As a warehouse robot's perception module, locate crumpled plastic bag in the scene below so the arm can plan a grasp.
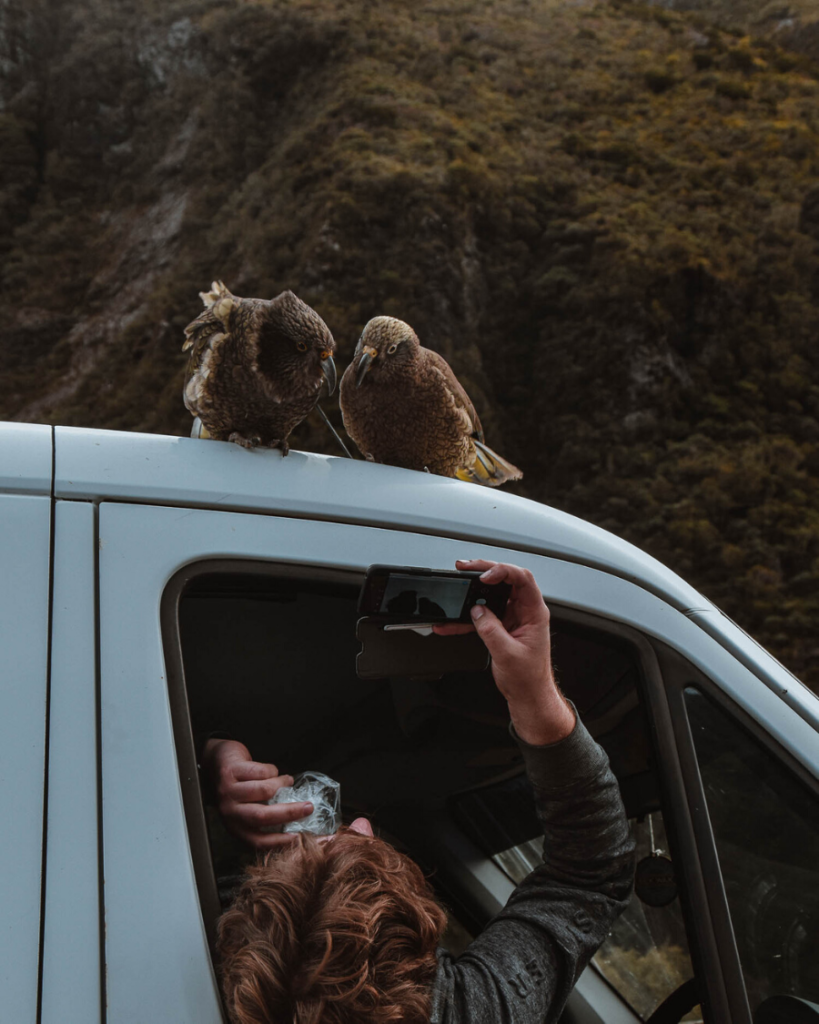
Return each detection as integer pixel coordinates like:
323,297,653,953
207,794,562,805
268,770,341,835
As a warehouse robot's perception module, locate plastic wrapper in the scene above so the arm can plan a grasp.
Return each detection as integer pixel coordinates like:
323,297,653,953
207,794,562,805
267,770,341,835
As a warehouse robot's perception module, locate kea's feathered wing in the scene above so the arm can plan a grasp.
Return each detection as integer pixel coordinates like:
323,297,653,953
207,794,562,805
182,281,336,453
340,316,522,487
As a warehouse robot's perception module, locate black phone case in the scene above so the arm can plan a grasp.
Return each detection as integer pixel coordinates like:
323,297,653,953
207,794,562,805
358,564,510,623
355,618,490,681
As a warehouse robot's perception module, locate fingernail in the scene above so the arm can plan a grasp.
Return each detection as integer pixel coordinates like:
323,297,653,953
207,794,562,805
471,605,485,620
480,569,494,580
303,802,313,813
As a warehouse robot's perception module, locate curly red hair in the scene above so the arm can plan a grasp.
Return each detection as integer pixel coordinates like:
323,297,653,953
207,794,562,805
217,828,448,1024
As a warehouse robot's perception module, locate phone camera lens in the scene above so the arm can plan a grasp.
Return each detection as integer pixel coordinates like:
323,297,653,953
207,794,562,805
475,598,487,606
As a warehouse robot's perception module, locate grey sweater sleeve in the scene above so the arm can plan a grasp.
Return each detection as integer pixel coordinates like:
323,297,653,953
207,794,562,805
429,708,635,1024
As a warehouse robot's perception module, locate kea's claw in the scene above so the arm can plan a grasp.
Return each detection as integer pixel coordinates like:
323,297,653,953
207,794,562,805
229,432,261,449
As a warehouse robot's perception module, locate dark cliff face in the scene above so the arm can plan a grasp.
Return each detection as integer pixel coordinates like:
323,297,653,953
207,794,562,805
2,0,819,688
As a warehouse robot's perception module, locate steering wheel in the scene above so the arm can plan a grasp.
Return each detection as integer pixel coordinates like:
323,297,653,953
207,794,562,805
645,978,700,1024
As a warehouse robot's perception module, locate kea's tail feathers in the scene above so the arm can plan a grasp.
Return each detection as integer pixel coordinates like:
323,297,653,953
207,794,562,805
456,440,523,487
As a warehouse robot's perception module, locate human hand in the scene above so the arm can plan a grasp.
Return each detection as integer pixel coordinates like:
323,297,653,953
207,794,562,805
201,739,314,850
434,560,575,745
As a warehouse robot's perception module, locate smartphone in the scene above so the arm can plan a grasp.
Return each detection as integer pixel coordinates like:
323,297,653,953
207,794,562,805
358,565,511,624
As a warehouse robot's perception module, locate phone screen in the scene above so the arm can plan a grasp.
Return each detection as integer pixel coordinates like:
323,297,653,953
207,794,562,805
379,573,471,620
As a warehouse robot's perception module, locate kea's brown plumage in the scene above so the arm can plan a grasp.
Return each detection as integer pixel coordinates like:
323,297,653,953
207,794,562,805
340,317,522,486
182,281,337,453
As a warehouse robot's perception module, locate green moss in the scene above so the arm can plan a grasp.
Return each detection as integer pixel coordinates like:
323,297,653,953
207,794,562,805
716,77,753,99
644,68,678,93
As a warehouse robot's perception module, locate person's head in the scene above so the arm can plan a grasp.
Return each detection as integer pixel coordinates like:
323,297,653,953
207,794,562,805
217,825,448,1024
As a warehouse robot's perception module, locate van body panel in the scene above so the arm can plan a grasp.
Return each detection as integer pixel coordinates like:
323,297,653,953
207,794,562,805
0,422,52,495
0,420,808,1021
0,493,52,1022
55,427,818,735
41,500,102,1024
95,500,816,1021
98,503,223,1024
56,426,710,612
688,609,819,732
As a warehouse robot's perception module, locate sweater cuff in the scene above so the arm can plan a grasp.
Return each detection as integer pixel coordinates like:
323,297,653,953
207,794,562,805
509,701,609,793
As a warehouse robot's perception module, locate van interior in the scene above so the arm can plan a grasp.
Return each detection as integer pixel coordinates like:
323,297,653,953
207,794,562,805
164,563,698,1021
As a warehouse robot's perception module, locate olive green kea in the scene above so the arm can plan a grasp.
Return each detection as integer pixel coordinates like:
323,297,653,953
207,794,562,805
340,316,522,486
183,281,337,453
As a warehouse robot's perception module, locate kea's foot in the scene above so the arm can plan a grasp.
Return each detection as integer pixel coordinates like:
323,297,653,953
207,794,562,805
267,439,290,456
364,452,375,462
229,432,261,449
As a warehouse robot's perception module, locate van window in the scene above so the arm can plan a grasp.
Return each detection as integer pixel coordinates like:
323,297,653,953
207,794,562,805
167,566,696,1021
592,812,701,1022
493,813,701,1022
685,688,819,1015
173,566,528,930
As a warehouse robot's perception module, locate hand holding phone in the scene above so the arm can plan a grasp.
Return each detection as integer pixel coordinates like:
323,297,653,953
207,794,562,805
358,564,511,624
355,563,510,679
435,559,575,745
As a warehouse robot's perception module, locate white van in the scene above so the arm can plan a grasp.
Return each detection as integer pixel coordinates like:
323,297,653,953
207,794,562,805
2,421,818,1024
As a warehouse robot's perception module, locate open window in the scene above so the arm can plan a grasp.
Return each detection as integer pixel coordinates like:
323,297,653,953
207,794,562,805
162,561,702,1021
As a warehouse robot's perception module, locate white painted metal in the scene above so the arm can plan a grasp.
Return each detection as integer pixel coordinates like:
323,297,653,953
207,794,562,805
0,422,52,494
689,608,819,730
0,494,51,1023
41,501,101,1024
56,427,819,716
56,426,710,612
97,501,818,1023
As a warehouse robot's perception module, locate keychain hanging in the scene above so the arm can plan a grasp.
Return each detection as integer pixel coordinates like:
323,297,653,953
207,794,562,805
634,813,678,908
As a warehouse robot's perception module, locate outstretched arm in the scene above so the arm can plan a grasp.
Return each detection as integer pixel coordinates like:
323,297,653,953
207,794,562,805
436,558,576,745
432,560,634,1024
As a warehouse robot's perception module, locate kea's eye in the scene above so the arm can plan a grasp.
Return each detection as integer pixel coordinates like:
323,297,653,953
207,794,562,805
296,341,307,352
387,344,398,355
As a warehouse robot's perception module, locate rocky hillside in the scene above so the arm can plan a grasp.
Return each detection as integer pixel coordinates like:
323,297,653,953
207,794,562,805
3,0,819,688
650,0,819,60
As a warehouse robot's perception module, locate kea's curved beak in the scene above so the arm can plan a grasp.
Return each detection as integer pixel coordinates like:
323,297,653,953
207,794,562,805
356,346,378,388
320,352,337,396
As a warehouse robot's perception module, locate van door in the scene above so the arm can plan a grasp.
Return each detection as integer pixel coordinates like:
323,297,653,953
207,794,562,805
655,644,819,1023
0,423,53,1024
96,500,818,1024
40,500,101,1024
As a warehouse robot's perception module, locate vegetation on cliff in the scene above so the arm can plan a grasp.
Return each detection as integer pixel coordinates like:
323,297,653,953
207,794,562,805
2,0,819,687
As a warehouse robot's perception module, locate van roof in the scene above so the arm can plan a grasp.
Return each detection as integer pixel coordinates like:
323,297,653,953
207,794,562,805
52,424,711,613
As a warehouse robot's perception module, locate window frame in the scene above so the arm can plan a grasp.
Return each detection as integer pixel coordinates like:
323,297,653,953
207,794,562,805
149,526,801,1024
673,667,819,1017
160,557,364,957
162,559,748,1024
107,499,711,1023
555,609,744,1024
655,639,819,1024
